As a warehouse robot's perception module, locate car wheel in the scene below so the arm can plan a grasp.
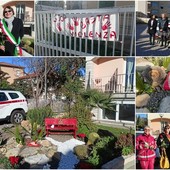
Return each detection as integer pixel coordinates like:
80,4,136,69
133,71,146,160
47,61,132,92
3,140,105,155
10,110,25,124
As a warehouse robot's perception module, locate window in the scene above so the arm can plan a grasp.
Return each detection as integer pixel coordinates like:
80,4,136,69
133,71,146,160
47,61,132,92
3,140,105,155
99,1,115,8
9,93,19,99
16,4,25,21
151,2,159,8
103,105,116,120
0,92,8,102
16,70,21,77
119,104,135,121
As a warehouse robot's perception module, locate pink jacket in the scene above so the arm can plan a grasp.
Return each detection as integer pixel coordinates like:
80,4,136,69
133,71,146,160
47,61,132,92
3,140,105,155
136,133,157,161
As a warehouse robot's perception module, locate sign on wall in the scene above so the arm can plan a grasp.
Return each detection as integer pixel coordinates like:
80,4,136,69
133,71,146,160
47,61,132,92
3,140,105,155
52,13,119,41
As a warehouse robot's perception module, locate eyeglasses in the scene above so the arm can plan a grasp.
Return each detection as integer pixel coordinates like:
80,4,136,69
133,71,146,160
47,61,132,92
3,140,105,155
4,10,12,14
165,128,170,129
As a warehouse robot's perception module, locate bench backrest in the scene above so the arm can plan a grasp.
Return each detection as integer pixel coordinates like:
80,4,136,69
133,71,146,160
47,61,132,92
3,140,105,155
45,118,77,126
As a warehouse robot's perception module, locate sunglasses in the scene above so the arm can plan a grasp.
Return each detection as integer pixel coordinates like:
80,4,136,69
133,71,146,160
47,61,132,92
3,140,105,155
4,10,12,14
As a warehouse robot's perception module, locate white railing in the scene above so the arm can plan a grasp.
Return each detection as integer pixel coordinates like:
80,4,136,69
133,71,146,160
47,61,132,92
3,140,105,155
91,74,135,93
35,7,135,56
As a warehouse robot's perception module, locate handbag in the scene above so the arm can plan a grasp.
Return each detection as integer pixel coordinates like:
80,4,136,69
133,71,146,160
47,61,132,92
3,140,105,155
160,148,169,169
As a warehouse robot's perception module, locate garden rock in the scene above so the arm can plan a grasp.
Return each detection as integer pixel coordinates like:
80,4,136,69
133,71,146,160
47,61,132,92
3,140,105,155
136,94,150,107
87,132,100,145
5,147,21,158
158,96,170,113
74,145,89,159
21,120,31,132
6,137,18,149
46,149,56,158
39,139,52,147
19,147,39,157
24,154,50,165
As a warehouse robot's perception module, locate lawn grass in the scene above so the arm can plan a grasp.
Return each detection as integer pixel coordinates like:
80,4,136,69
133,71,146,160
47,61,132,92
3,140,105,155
96,124,134,137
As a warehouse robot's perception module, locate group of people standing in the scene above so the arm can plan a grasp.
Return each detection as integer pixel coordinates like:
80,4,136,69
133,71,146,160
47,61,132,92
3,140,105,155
148,13,169,48
0,6,23,56
136,125,170,169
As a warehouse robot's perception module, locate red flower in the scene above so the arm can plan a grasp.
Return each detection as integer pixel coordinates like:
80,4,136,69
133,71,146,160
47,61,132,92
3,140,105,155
77,133,86,138
9,156,20,166
37,129,42,134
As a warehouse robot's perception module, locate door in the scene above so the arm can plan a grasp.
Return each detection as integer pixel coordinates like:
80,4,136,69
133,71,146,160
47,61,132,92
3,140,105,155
16,4,25,21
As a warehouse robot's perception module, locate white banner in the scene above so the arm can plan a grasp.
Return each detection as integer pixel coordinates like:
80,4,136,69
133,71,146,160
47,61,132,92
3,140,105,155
52,13,119,41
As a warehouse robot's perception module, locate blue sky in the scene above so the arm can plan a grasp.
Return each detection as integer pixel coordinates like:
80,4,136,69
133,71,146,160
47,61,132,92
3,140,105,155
136,114,147,118
0,57,28,72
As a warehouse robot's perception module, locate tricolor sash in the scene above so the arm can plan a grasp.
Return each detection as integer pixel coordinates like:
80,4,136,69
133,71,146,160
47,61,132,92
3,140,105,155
0,18,22,56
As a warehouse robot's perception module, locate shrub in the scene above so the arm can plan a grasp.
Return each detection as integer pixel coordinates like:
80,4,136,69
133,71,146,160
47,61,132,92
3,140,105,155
26,106,54,126
65,95,97,136
115,133,135,156
87,136,117,167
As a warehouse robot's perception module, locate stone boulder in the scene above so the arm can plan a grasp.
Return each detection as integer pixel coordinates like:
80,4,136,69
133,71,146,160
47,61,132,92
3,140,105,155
158,96,170,113
74,145,89,159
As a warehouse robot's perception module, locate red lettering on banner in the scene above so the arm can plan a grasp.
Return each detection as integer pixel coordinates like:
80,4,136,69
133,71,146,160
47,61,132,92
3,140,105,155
103,32,108,39
103,14,110,21
96,15,102,21
84,32,88,37
110,31,116,39
80,21,86,29
96,32,101,38
89,31,94,37
78,32,83,37
91,17,96,24
85,18,90,24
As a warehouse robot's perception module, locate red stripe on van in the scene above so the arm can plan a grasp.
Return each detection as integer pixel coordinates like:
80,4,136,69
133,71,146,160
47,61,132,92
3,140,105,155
0,100,26,105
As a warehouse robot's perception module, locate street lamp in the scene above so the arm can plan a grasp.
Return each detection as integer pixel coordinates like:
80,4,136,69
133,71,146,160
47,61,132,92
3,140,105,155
159,113,164,132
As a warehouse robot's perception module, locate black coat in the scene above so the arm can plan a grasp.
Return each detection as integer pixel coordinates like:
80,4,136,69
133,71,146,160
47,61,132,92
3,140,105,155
157,133,170,161
4,17,24,56
159,19,169,32
148,19,157,34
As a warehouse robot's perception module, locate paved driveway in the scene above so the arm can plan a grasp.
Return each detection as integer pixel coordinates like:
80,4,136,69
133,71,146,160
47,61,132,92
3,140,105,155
136,24,170,56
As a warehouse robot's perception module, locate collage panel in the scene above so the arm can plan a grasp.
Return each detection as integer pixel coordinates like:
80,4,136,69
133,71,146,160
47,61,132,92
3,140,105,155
0,56,135,169
136,113,170,169
35,0,135,57
0,0,34,57
136,57,170,113
136,1,170,56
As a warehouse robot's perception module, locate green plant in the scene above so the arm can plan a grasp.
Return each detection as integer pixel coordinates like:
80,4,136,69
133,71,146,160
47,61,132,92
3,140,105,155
26,106,54,126
0,157,13,169
115,133,135,156
87,136,116,167
3,125,25,145
21,119,45,141
122,146,134,156
136,71,153,95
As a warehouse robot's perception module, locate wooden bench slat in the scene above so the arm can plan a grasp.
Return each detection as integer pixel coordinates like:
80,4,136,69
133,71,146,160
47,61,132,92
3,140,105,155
45,118,78,138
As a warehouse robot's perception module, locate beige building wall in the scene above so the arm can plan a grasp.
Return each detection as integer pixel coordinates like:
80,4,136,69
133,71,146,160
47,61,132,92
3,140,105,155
148,114,170,135
0,66,24,84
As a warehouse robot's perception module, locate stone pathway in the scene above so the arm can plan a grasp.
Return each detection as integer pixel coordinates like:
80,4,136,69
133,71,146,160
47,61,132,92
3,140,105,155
136,24,170,56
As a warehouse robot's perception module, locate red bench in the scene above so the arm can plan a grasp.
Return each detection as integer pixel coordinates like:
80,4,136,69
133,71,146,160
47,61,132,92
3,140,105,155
45,118,78,138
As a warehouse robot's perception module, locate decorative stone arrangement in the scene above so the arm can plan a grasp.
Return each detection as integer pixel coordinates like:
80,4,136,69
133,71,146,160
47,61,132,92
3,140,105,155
0,137,59,168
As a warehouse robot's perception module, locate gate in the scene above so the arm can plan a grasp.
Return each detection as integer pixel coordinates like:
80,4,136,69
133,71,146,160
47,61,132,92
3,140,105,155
35,7,135,56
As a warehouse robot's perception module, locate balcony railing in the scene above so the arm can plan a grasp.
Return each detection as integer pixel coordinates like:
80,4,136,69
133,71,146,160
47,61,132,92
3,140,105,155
91,73,135,93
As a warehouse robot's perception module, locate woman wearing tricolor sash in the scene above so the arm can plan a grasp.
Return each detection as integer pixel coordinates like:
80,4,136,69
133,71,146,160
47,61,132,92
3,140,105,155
0,6,23,56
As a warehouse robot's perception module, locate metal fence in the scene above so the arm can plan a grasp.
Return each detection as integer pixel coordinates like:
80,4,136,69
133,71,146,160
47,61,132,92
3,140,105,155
35,7,135,56
91,73,135,93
